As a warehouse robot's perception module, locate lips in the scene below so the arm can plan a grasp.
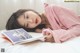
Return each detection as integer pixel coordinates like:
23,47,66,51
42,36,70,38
35,18,38,24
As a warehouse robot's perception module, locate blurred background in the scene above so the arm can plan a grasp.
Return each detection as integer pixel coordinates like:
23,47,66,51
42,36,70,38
0,0,80,30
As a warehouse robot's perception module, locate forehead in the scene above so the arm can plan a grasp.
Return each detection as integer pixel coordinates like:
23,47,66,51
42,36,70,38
24,11,38,15
17,11,32,25
17,14,25,26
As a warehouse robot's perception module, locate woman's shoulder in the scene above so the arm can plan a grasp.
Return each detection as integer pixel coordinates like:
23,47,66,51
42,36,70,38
44,3,66,10
44,3,58,7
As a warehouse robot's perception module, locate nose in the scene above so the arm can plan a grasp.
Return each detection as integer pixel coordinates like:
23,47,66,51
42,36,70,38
27,19,33,23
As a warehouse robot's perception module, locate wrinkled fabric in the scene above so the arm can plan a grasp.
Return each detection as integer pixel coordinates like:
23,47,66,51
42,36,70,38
43,3,80,43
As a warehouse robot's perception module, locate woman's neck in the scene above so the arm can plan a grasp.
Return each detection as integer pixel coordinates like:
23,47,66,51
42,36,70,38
41,13,49,25
40,13,53,29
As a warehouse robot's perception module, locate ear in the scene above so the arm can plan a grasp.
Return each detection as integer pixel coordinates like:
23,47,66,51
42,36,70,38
35,29,42,33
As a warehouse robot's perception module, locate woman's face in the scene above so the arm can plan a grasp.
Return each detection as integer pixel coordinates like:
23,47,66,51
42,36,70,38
17,11,41,28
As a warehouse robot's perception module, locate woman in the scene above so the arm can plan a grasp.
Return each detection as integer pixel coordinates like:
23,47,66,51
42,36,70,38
6,3,80,43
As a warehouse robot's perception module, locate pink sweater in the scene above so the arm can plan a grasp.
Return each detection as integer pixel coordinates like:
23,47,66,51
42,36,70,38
43,3,80,43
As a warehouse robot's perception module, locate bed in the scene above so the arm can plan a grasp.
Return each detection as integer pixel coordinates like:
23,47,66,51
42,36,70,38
0,30,80,53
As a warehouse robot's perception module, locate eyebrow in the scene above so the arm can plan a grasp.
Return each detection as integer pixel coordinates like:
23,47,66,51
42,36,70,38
23,14,26,27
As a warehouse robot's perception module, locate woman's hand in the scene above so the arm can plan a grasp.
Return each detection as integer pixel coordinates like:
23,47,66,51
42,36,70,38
42,28,54,42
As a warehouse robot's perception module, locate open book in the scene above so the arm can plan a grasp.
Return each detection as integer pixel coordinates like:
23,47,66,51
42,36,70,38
1,28,44,45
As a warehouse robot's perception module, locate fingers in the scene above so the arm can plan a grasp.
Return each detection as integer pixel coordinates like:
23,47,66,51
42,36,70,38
44,35,54,42
42,29,54,42
43,31,51,36
42,29,52,36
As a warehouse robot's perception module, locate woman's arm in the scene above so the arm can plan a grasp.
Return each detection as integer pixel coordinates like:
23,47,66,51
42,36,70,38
43,4,80,43
35,29,42,33
53,6,80,43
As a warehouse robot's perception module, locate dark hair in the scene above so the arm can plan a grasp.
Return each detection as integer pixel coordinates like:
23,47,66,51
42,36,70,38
6,9,46,32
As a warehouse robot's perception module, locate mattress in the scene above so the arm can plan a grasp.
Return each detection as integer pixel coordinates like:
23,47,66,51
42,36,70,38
0,30,80,53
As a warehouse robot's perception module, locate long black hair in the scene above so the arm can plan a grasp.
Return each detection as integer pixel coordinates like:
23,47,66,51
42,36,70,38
6,9,46,32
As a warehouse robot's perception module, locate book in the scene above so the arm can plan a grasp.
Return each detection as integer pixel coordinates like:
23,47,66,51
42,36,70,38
1,28,44,45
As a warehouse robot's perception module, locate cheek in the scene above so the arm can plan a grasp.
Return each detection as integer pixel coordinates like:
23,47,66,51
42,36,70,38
17,17,24,26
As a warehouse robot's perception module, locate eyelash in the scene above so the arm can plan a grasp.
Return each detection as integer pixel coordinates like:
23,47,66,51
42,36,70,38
26,15,29,19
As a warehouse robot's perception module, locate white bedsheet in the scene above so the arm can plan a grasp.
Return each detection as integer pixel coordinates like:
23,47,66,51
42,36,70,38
0,30,80,53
